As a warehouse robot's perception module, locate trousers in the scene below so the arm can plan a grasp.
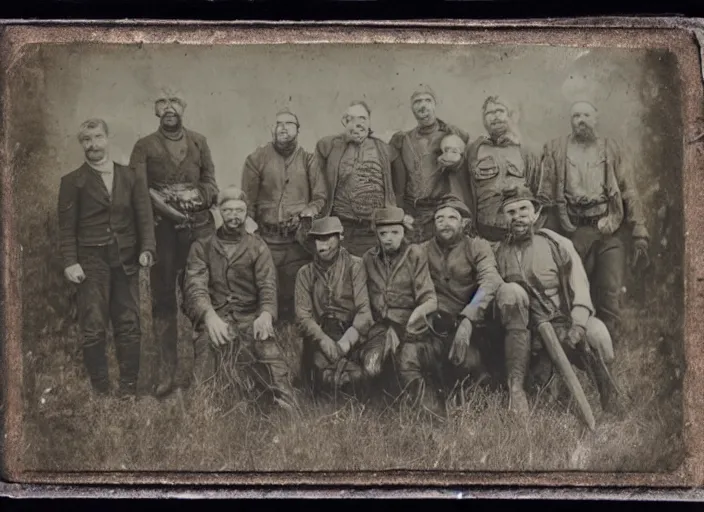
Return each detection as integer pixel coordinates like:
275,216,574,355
76,244,141,392
339,220,378,258
151,215,215,384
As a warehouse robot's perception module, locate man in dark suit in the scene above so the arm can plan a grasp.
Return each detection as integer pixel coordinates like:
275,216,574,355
129,88,219,397
58,118,156,397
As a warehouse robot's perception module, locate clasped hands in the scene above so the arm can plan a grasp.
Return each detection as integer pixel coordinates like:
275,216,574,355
64,251,153,284
204,309,274,349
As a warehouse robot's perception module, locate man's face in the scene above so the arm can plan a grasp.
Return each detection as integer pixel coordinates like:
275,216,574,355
219,199,248,230
434,207,465,241
411,93,437,127
483,102,510,138
314,234,341,262
343,104,371,143
503,199,538,237
377,225,405,253
156,96,186,130
440,135,465,164
274,113,299,144
570,102,598,141
79,126,109,163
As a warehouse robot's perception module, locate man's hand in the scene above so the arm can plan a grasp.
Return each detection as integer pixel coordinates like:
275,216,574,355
299,206,317,219
139,251,154,268
337,327,359,356
205,309,232,348
565,323,587,349
437,153,462,168
406,308,427,333
320,336,343,363
449,318,473,366
64,263,86,284
253,311,275,341
631,237,650,269
244,216,258,234
402,214,415,232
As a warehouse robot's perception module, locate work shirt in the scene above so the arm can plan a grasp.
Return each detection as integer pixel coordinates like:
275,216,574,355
422,234,503,322
332,138,386,220
294,248,373,343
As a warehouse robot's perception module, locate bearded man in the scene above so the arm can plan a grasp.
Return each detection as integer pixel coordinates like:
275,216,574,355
389,85,470,243
494,185,620,418
540,100,650,342
183,186,297,410
129,88,220,398
465,96,544,244
294,216,374,392
362,206,439,416
316,101,404,257
58,119,155,397
241,109,327,322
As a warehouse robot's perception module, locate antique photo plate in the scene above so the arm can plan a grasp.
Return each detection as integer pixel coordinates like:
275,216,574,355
1,19,703,493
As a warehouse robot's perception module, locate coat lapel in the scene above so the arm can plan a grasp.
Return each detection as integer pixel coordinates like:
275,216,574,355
81,163,111,206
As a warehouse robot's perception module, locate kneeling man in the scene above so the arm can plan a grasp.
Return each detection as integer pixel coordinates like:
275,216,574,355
494,185,619,418
294,216,374,392
183,186,297,409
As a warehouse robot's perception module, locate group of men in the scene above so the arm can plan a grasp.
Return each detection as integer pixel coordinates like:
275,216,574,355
58,83,650,422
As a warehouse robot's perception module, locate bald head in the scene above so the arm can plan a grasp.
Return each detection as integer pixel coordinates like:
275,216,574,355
570,101,598,142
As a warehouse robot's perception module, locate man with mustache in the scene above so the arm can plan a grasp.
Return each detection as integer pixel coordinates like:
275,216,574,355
416,196,528,413
315,101,403,257
58,119,155,397
129,88,219,398
494,185,620,418
390,85,471,243
362,206,439,417
465,96,544,244
539,100,650,343
241,109,327,322
183,186,297,409
294,216,375,392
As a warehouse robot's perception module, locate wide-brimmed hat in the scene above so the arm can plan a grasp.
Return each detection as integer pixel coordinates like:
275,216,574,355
308,216,344,237
434,196,472,219
372,206,406,228
500,185,541,212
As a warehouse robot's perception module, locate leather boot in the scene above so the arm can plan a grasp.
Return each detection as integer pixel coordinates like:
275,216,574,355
505,328,531,418
82,343,111,395
589,353,624,416
115,340,141,397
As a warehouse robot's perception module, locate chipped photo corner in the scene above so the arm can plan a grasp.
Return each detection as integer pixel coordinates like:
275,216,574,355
1,17,704,497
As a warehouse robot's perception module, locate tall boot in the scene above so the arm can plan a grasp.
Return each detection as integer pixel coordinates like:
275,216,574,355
115,340,141,397
589,353,624,416
154,315,178,398
505,328,531,418
82,343,111,395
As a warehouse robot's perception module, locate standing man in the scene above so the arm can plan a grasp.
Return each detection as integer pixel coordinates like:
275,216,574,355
294,216,374,392
58,118,155,397
316,100,404,257
494,185,620,418
362,206,439,416
540,100,650,342
465,96,543,244
183,186,298,410
241,109,327,322
129,88,219,398
389,85,470,243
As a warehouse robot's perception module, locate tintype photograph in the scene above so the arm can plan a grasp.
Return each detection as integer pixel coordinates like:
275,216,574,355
1,20,702,490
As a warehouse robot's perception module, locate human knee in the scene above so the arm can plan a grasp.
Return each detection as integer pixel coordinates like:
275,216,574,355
496,283,530,328
586,317,615,362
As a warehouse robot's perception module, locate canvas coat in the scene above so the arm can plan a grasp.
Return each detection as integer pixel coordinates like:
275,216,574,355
295,247,373,343
241,143,327,230
422,234,503,322
58,162,156,274
183,229,278,327
363,242,438,327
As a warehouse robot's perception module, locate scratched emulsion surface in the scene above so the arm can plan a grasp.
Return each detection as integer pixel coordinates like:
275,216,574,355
11,43,684,472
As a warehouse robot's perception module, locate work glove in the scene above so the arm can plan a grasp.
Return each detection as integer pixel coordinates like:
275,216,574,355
64,263,86,284
565,323,587,350
631,237,650,269
383,327,401,359
320,335,344,364
448,318,473,366
204,309,233,348
139,251,154,268
253,311,275,341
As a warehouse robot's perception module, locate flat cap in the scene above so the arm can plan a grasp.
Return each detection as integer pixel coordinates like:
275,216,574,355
434,196,472,219
372,206,406,228
500,185,540,212
411,84,437,103
217,185,248,207
308,216,344,237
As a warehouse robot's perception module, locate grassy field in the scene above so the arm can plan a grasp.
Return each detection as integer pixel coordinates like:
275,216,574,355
19,269,685,473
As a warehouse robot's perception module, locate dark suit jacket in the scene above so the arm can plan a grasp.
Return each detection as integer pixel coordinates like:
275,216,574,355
58,162,156,275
